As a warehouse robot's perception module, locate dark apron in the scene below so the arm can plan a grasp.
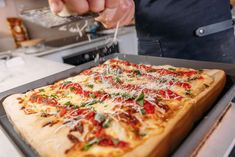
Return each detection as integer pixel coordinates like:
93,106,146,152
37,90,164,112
135,0,235,63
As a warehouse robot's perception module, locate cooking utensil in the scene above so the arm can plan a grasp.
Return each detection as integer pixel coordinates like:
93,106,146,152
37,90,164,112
20,7,98,28
0,53,234,157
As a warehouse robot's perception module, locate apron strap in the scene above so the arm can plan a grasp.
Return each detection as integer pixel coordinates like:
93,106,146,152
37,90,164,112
195,19,235,37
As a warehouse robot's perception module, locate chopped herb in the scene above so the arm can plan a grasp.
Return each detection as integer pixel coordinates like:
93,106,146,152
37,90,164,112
168,68,176,71
39,89,45,92
128,79,134,82
82,138,100,151
115,77,122,83
204,83,209,88
135,92,145,106
82,144,91,151
198,69,204,73
133,69,142,76
87,84,94,88
73,105,79,109
81,100,100,107
50,94,58,99
122,93,132,99
139,133,147,137
102,118,111,128
140,108,146,115
185,90,192,95
89,93,96,99
95,113,106,123
63,81,72,85
187,76,198,82
64,101,73,107
70,87,75,91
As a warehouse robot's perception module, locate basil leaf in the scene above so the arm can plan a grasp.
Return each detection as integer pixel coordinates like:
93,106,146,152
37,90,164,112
102,118,111,128
87,84,94,88
63,81,72,85
82,144,91,151
64,101,73,107
140,108,146,115
39,89,45,92
135,92,145,106
116,77,122,83
133,69,142,76
81,100,99,107
70,87,75,91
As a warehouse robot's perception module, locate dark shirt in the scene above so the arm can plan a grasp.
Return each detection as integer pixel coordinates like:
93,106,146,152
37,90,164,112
135,0,232,39
134,0,235,63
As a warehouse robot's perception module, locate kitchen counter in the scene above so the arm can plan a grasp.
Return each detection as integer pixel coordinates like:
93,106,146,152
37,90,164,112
0,55,73,157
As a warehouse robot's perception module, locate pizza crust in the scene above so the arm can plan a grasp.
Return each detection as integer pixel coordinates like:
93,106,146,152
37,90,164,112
123,69,226,157
2,69,226,157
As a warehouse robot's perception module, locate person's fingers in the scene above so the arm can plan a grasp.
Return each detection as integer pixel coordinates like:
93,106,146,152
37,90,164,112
87,0,105,12
48,0,64,13
63,0,89,15
96,0,134,28
105,0,120,9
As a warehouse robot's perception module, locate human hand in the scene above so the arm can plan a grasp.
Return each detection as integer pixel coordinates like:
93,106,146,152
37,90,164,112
48,0,134,28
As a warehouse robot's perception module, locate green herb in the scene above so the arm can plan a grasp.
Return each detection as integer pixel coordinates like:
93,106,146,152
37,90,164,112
81,100,100,107
198,69,204,73
95,113,106,123
168,68,176,71
115,77,122,83
89,93,96,99
133,69,142,76
82,144,91,151
122,93,132,99
64,101,73,107
187,76,198,82
70,87,75,91
39,89,45,92
135,92,145,106
139,133,147,137
50,94,58,99
185,90,192,95
63,81,72,85
102,118,111,128
140,108,146,115
87,84,94,88
204,83,209,88
73,105,79,109
82,138,100,151
128,79,134,82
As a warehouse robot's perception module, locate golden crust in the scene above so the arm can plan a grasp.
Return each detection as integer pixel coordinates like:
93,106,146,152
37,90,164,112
2,68,226,157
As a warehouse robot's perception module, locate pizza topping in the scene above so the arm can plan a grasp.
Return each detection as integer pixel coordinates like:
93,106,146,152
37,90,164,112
19,59,214,154
67,133,80,143
143,100,155,114
42,120,59,127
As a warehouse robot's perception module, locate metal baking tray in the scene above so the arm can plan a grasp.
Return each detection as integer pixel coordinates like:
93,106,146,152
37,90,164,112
0,53,235,157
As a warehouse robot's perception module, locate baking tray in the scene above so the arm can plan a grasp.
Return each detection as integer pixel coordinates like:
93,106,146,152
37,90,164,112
0,53,235,157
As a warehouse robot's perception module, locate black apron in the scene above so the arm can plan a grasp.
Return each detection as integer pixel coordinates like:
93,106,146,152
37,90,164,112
135,0,235,63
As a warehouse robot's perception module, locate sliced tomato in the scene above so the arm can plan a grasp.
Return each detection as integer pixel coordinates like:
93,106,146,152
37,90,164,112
59,108,67,117
144,100,155,114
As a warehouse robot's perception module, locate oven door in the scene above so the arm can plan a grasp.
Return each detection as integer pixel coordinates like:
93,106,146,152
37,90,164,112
63,43,119,66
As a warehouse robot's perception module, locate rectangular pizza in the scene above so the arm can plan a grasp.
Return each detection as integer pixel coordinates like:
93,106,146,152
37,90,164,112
3,59,226,157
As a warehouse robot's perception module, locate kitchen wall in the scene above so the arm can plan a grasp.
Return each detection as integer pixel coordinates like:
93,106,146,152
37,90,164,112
0,0,84,52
